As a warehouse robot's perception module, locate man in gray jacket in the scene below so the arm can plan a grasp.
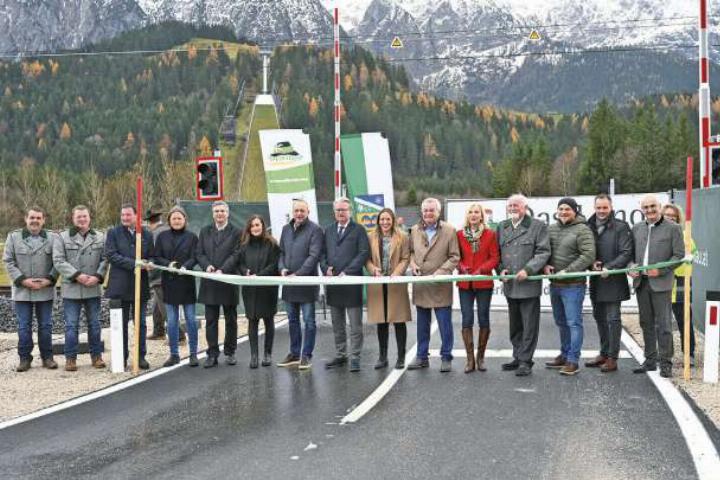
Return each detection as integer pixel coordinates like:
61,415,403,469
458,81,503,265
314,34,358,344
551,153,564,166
3,206,59,372
497,194,550,376
277,199,324,370
629,194,685,378
53,205,108,372
543,197,595,376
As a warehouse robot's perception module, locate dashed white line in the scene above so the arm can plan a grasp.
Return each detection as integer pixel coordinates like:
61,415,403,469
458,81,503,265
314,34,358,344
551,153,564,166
427,348,633,359
340,323,438,424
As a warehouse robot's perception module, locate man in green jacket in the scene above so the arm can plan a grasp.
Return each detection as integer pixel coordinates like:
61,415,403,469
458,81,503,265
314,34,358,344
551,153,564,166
544,198,596,376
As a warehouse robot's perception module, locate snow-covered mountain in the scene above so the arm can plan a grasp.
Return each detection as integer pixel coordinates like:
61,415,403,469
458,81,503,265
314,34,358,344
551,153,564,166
0,0,147,54
137,0,334,44
0,0,714,111
332,0,712,110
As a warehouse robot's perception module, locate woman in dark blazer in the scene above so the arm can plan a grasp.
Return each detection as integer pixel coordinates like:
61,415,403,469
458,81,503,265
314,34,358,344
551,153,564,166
223,215,280,369
457,202,499,373
152,206,199,367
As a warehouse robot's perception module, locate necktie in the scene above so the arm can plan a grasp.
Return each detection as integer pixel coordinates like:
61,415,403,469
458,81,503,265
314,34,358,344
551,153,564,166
338,225,345,237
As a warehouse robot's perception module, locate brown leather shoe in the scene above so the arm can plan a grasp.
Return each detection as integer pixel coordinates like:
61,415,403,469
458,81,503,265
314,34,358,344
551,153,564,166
42,357,58,369
545,355,566,369
91,355,107,369
147,333,165,340
476,327,490,372
600,357,618,373
560,363,579,376
65,358,78,372
584,355,607,368
461,328,475,373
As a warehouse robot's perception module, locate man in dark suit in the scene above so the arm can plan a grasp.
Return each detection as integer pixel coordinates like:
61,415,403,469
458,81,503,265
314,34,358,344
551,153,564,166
629,194,685,378
322,197,370,372
277,199,324,370
196,201,242,368
586,194,633,373
105,204,154,370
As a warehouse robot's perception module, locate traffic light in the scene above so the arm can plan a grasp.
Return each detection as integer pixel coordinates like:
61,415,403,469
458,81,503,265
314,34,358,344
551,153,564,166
712,146,720,187
196,157,224,201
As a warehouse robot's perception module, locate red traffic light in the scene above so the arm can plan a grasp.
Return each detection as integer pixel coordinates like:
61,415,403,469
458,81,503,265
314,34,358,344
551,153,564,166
196,157,224,201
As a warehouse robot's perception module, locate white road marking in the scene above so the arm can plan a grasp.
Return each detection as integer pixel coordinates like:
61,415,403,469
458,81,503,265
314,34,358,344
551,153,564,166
427,349,633,358
0,319,288,431
340,323,439,424
621,329,720,480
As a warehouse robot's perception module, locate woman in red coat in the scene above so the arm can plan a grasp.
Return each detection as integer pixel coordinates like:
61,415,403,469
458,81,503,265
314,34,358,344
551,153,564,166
457,203,499,373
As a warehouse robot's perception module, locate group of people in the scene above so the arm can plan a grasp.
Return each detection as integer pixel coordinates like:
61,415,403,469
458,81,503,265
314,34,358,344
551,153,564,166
2,192,690,378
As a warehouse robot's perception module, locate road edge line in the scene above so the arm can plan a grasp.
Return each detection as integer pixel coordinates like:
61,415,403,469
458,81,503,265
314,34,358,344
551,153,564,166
621,329,720,480
0,319,288,431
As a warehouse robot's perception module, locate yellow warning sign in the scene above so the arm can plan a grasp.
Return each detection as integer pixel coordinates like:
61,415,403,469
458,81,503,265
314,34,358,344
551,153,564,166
391,37,403,49
528,30,541,41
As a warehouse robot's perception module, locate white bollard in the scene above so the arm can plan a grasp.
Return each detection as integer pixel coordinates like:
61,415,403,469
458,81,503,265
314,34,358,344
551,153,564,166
703,297,719,384
110,300,125,373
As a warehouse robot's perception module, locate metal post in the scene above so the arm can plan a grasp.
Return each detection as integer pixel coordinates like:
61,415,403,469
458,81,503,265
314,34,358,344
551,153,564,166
110,299,124,373
699,0,711,188
683,157,693,380
262,54,269,94
334,7,342,199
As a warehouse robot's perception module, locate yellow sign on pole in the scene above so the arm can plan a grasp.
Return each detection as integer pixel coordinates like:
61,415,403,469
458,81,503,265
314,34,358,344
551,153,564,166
391,37,403,49
529,30,541,41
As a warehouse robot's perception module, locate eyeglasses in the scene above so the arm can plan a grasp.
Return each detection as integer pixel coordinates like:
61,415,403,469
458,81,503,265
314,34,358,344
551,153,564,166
334,208,349,212
641,204,658,211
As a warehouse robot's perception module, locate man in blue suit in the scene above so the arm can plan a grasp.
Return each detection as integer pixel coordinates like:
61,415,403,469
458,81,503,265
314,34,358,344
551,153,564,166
105,204,154,370
322,197,370,372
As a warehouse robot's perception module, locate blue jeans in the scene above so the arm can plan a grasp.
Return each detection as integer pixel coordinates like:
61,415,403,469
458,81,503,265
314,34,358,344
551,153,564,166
286,302,316,358
63,297,102,358
416,306,453,361
165,303,198,356
459,289,492,329
550,284,585,364
15,300,54,361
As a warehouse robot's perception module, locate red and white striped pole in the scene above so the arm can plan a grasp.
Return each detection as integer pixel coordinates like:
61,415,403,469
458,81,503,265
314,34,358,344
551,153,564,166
699,0,711,188
334,6,342,199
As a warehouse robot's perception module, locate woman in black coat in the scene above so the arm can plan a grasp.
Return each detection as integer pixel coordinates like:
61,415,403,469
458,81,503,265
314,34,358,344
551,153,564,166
152,206,199,367
223,215,280,368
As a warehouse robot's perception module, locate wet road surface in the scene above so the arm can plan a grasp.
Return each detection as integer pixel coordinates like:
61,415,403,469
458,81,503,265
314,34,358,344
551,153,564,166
0,311,708,480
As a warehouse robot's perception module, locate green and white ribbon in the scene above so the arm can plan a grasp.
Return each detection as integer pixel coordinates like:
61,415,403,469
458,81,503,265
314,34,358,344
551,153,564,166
139,256,692,287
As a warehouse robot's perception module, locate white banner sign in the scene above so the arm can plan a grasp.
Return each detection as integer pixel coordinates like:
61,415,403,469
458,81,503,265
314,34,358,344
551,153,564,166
258,129,319,240
446,193,670,310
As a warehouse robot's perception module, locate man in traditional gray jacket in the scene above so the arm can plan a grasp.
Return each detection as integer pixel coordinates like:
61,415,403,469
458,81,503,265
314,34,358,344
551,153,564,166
496,194,551,376
322,197,369,372
629,194,685,378
3,206,59,372
53,205,108,372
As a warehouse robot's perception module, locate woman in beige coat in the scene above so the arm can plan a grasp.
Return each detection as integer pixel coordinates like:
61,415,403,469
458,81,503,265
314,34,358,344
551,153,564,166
366,208,412,369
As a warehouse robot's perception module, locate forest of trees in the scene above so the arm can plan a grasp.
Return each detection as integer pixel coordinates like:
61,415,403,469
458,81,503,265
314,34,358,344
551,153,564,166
0,22,705,234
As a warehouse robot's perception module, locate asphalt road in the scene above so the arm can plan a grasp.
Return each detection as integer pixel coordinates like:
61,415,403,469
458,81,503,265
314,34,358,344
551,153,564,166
0,311,709,480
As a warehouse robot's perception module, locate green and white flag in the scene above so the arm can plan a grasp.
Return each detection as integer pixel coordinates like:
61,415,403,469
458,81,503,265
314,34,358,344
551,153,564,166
258,129,318,239
341,133,395,230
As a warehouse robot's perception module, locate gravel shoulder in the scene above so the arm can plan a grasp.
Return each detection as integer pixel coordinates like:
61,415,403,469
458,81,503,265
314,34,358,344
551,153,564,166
623,313,720,431
0,314,286,422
